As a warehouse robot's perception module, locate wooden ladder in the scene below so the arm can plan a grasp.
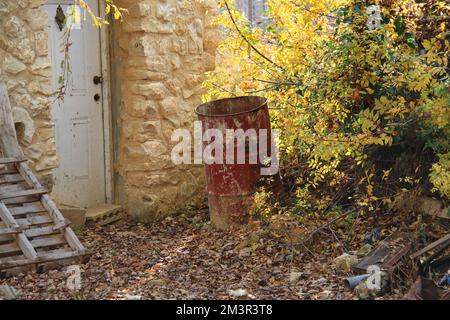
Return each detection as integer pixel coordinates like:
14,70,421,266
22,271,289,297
0,83,88,274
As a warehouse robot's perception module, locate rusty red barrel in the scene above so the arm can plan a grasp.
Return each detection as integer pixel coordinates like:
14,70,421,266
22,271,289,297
195,96,281,230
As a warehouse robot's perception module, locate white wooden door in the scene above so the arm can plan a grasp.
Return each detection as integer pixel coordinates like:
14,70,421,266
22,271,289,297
43,1,106,208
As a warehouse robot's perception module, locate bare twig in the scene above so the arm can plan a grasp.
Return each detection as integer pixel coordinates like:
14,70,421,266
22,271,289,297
211,83,237,96
300,209,356,246
223,0,283,70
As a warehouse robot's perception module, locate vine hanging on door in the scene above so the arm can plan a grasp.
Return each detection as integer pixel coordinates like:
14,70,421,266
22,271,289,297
54,0,128,102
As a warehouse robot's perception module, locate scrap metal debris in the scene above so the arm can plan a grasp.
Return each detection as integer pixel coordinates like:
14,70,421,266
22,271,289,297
405,276,450,300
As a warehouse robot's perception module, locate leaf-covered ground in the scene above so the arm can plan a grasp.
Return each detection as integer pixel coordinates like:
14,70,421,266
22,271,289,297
1,212,361,300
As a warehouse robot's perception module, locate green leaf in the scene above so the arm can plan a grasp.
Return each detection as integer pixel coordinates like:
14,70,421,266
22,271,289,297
405,32,418,49
394,16,405,36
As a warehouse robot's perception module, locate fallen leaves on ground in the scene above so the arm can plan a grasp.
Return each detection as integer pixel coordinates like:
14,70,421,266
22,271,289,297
0,212,356,300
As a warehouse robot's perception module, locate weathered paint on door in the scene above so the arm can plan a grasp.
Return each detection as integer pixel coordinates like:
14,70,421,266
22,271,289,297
43,1,106,208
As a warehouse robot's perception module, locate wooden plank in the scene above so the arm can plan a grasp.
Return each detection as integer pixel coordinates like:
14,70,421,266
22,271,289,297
15,214,53,228
0,254,25,265
0,242,21,256
30,234,66,249
24,226,60,238
0,234,14,243
9,203,46,216
0,250,86,270
0,182,28,194
411,234,450,260
0,158,26,165
0,234,66,256
4,196,42,205
0,169,19,176
0,227,20,236
0,188,47,201
0,174,24,185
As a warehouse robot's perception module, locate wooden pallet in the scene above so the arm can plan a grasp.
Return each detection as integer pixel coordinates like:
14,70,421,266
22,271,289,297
0,83,88,275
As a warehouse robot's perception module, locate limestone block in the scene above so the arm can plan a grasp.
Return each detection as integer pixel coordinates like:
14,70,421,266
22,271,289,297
35,155,58,172
10,92,32,109
125,98,159,119
183,73,203,89
159,96,179,115
34,31,48,56
122,120,160,139
38,127,54,141
143,140,168,157
129,36,158,57
157,23,175,34
128,2,152,17
123,18,158,33
121,156,173,172
25,144,43,160
28,79,52,95
126,56,169,72
204,53,217,72
185,56,208,72
203,28,219,52
3,37,35,64
29,0,49,9
170,54,181,70
125,69,168,81
5,80,26,91
3,16,27,39
0,2,10,14
2,55,26,74
18,0,28,10
201,0,217,10
130,82,167,100
125,172,150,187
163,79,181,96
30,57,51,76
159,38,172,55
172,38,188,55
31,96,50,111
141,121,161,136
175,17,188,36
124,143,148,158
187,19,204,54
24,9,49,31
156,1,176,22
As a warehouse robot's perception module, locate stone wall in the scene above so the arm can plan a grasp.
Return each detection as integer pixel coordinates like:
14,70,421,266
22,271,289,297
0,0,56,184
113,0,218,221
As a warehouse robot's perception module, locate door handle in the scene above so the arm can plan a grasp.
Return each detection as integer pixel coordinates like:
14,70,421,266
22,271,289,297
94,94,101,102
93,75,103,85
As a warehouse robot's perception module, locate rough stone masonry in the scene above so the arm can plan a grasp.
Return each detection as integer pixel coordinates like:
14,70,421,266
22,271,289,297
113,0,218,221
0,0,56,187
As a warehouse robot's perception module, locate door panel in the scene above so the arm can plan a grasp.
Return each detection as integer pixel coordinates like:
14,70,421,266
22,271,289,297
43,1,106,208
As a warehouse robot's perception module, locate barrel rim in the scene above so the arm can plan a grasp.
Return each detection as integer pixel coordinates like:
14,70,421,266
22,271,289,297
195,96,268,118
